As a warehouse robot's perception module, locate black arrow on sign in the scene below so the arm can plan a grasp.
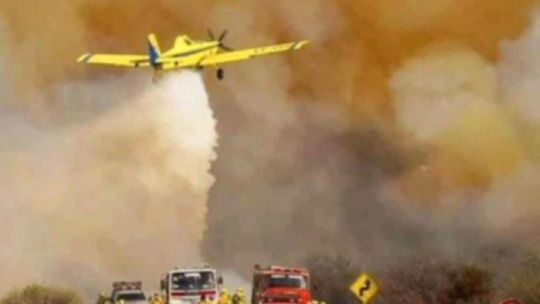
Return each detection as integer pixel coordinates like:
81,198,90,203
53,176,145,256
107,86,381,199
359,279,371,297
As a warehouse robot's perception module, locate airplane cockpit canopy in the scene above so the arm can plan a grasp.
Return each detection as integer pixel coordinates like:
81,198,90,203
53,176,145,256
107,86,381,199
174,35,193,47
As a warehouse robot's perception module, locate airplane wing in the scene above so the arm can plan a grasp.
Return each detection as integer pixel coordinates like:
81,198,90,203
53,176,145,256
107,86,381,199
77,53,151,68
200,41,308,67
158,41,309,70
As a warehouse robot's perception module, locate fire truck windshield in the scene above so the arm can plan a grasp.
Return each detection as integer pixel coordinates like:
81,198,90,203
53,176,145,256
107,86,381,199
171,271,216,291
268,275,307,289
116,292,146,302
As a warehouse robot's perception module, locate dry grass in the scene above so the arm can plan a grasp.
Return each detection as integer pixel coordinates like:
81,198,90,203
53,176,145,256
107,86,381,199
381,260,494,304
0,285,82,304
307,255,359,304
501,253,540,304
307,255,495,304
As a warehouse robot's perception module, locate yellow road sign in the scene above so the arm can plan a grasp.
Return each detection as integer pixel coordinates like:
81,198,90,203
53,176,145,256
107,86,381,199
349,273,378,304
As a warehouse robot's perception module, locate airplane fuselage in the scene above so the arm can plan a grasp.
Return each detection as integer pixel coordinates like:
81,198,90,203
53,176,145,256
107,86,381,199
155,40,220,70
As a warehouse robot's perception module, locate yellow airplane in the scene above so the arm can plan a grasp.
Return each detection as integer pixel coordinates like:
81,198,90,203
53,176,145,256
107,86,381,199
77,31,308,81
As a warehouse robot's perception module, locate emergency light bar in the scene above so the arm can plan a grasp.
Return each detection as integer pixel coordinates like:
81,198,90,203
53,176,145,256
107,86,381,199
267,266,308,274
113,281,143,290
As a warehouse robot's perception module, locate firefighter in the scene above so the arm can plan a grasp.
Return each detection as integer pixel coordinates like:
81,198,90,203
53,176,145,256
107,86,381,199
198,295,205,304
232,288,245,304
96,292,107,304
152,293,164,304
219,288,231,304
200,294,213,304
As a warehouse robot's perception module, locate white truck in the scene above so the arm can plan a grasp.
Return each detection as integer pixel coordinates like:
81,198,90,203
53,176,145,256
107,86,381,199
111,281,147,304
160,266,223,304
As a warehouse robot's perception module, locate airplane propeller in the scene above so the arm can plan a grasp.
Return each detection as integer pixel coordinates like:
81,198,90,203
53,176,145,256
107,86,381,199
208,29,235,51
208,29,234,80
218,30,228,41
207,29,216,40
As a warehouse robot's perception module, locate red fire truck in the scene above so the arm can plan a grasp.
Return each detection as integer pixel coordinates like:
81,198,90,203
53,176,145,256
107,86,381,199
251,265,312,304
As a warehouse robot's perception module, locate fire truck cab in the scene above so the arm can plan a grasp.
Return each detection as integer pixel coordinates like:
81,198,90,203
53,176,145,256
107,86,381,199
111,281,147,304
161,266,223,304
251,265,312,304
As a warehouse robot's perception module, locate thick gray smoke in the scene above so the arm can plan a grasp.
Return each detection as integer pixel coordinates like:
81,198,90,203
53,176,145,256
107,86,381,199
0,70,217,297
202,3,540,281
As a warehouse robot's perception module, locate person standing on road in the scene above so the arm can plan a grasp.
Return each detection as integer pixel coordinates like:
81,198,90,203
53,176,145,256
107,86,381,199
152,293,164,304
219,288,231,304
96,292,108,304
232,288,245,304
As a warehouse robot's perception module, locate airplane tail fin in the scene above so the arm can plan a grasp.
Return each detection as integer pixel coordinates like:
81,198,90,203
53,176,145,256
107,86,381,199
147,33,162,66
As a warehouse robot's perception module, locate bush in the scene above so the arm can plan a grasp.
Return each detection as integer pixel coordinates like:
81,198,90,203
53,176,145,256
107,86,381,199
381,259,493,304
501,253,540,304
445,264,493,304
306,255,360,304
0,284,83,304
381,259,452,304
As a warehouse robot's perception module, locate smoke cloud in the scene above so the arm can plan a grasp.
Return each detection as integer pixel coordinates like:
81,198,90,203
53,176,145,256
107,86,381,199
0,70,217,297
202,0,540,280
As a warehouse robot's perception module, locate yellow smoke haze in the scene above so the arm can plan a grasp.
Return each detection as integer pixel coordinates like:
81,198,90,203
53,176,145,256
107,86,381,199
0,0,536,116
390,44,526,204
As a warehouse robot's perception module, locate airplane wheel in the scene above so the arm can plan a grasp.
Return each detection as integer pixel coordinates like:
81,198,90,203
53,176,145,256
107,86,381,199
217,68,224,80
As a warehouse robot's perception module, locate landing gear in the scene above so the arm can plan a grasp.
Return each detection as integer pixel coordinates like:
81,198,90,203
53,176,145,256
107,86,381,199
217,68,225,81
